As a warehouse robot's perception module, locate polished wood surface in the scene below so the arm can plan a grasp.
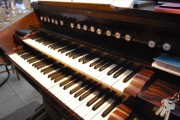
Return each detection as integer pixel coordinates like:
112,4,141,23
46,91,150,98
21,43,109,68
124,69,155,97
108,105,132,120
0,12,39,54
108,69,155,120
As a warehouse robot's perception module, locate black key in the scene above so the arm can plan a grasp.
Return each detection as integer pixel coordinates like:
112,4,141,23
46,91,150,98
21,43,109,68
113,62,133,78
61,48,74,54
49,70,63,79
35,38,46,43
51,68,72,80
27,57,40,64
57,46,68,52
32,60,44,66
50,44,65,50
63,78,78,90
47,42,58,48
66,49,78,56
122,65,141,83
99,62,113,72
16,50,28,55
94,61,108,69
21,53,33,59
89,59,102,67
78,54,90,63
32,60,46,67
19,52,31,58
23,55,35,60
79,87,96,101
101,100,120,117
122,71,135,83
36,59,54,69
87,91,104,107
23,52,42,59
70,80,88,94
113,67,127,78
82,55,96,64
54,74,67,83
107,59,126,76
51,72,64,80
92,95,109,110
41,64,54,72
27,55,45,63
69,83,83,94
48,68,63,78
74,84,92,98
42,67,54,75
72,52,86,59
59,76,72,87
107,65,121,76
36,63,49,70
41,63,60,74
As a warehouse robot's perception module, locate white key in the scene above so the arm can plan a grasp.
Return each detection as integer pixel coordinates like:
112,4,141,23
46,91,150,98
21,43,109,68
9,53,63,89
57,81,82,104
91,100,116,120
101,108,117,120
74,91,100,117
112,70,133,92
48,76,73,94
55,81,83,102
96,64,118,81
83,98,114,120
77,94,106,118
102,69,131,87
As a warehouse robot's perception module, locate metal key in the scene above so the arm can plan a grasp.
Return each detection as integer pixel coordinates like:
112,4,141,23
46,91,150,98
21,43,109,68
164,99,175,120
156,92,179,120
155,99,165,115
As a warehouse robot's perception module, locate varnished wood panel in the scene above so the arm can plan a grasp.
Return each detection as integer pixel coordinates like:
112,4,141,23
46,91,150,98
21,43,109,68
124,69,154,97
0,12,39,53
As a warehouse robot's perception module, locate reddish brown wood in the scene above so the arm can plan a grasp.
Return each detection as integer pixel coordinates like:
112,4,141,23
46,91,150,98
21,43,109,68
0,12,39,54
137,79,180,119
124,69,154,97
109,69,155,120
118,104,132,115
139,79,180,107
108,104,132,120
138,69,155,78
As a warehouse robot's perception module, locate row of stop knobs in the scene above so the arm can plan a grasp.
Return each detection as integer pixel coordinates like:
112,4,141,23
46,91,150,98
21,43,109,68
40,16,131,40
40,16,172,51
71,22,172,51
69,22,133,41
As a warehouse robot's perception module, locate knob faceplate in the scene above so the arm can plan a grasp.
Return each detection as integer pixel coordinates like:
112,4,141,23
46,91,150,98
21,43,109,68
125,34,132,41
96,28,102,35
60,20,64,26
163,42,172,51
148,40,157,48
70,22,75,28
115,32,121,39
77,23,81,29
90,26,95,32
82,25,88,31
106,30,111,37
55,20,58,25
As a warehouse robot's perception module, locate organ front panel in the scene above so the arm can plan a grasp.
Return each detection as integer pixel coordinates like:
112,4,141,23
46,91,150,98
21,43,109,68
4,1,180,120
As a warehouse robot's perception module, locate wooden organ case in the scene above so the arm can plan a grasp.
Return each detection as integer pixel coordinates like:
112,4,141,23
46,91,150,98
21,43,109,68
7,1,180,120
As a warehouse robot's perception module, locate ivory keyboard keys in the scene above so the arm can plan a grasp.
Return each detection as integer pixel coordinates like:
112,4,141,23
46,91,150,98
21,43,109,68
84,98,114,120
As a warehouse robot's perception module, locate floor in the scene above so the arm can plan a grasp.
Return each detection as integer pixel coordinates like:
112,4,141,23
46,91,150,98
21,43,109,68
0,65,43,119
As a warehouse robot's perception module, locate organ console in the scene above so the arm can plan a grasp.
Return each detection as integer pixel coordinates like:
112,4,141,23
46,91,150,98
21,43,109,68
1,1,180,120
